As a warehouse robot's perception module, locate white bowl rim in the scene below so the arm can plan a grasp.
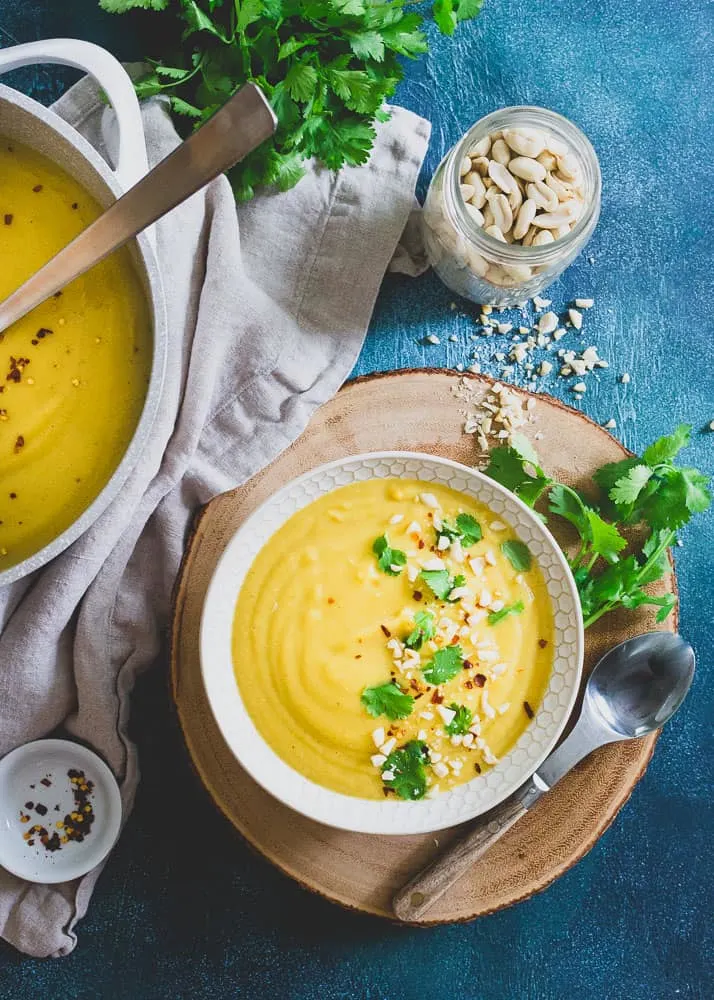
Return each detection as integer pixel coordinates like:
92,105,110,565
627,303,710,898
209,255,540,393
199,451,584,835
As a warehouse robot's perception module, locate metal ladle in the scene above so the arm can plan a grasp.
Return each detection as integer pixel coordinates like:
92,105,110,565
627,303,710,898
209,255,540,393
0,83,276,334
393,631,695,922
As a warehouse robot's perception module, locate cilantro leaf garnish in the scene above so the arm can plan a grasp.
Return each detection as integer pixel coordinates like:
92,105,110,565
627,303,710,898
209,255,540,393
381,740,429,800
420,569,466,602
484,426,710,630
437,512,482,549
361,682,414,721
487,601,525,626
102,0,481,201
501,539,532,572
372,534,407,576
405,610,436,651
423,645,464,684
419,569,452,600
456,513,482,545
444,703,473,736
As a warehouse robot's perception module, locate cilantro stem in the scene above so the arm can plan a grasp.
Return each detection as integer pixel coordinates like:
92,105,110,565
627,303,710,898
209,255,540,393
148,56,205,92
582,528,676,629
585,552,599,573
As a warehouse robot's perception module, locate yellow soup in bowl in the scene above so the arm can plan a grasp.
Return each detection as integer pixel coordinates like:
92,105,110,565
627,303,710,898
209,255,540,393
232,478,554,801
0,141,151,571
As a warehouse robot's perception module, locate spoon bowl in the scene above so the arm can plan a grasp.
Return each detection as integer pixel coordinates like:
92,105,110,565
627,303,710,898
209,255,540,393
586,632,695,738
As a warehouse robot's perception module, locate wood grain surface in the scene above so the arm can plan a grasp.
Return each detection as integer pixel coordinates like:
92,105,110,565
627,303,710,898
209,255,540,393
170,370,676,924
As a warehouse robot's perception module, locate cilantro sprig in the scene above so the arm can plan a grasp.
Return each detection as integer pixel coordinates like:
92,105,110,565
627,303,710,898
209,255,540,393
483,425,711,629
381,740,429,800
501,539,532,572
487,601,524,626
422,645,464,684
372,534,406,576
437,512,482,548
404,610,435,651
361,681,414,720
419,569,466,601
100,0,482,200
443,702,473,736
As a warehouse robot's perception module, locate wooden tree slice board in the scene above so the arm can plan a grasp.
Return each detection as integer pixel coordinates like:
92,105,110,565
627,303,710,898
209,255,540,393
170,370,676,924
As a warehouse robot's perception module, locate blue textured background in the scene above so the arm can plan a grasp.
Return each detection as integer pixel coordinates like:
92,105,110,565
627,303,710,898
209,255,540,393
1,1,713,997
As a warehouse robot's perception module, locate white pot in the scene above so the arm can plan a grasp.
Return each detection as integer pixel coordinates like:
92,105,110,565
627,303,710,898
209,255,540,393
0,39,167,587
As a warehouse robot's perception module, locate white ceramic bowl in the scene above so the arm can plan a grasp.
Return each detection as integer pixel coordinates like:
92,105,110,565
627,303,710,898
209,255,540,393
200,453,584,835
0,739,122,883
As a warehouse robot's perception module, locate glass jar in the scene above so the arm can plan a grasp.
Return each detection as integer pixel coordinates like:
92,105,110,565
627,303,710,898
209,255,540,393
422,107,601,307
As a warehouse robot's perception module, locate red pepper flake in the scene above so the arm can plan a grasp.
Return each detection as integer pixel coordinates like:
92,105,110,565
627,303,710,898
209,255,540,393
36,328,52,339
380,624,391,638
430,689,444,704
412,590,423,602
32,184,43,193
449,635,459,645
538,639,548,648
327,597,335,605
3,214,12,225
474,762,482,774
474,674,487,687
417,539,425,549
523,701,534,719
463,659,473,669
13,435,24,454
465,680,473,689
354,654,362,660
9,492,16,500
6,356,30,383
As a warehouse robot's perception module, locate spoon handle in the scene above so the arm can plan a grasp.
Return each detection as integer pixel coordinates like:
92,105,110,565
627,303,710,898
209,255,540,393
392,779,544,922
0,82,276,334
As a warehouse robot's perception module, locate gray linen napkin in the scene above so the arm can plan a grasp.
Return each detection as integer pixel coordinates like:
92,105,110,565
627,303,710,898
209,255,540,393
0,76,429,958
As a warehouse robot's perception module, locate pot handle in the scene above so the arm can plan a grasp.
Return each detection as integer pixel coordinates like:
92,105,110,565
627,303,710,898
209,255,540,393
0,38,148,191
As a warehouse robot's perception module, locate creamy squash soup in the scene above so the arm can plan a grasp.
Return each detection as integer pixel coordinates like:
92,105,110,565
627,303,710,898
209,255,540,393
0,141,151,570
232,479,554,801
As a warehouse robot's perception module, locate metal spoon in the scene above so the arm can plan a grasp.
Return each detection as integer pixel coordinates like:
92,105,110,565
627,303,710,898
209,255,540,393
0,83,277,335
393,632,695,922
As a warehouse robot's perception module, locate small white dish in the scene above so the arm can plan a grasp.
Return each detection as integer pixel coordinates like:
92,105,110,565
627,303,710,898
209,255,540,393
200,452,584,836
0,739,122,884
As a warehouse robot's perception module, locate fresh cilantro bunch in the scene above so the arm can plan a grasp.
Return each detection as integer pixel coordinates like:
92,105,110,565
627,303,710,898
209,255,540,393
99,0,483,200
483,426,710,629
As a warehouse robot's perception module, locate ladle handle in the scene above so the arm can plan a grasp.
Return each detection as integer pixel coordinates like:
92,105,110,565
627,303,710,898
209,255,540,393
392,779,543,922
0,83,276,334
